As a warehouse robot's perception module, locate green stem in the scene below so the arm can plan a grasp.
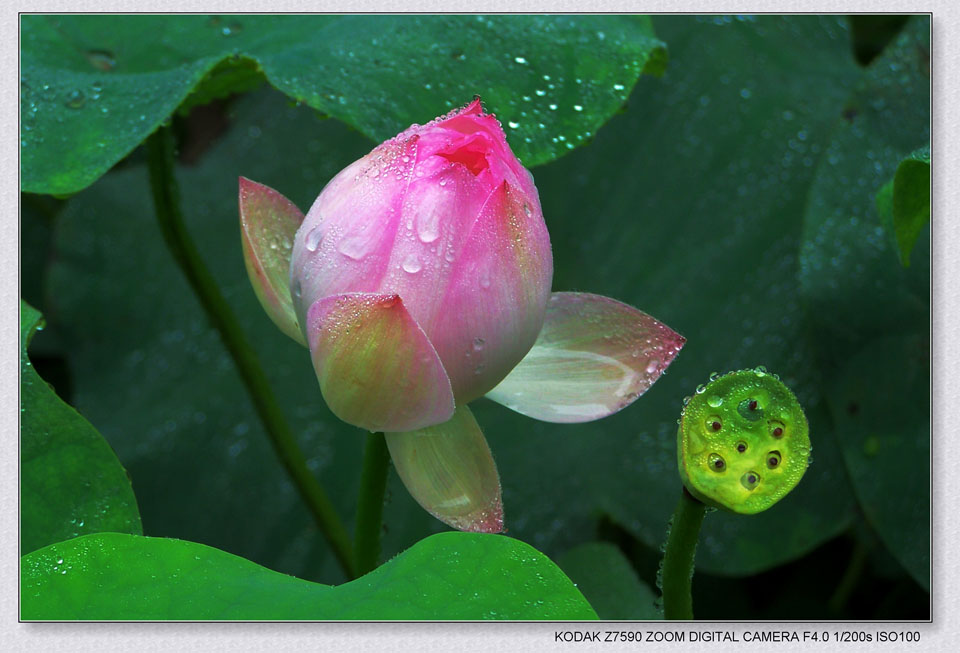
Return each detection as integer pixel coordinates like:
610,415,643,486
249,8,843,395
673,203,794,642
828,536,870,614
661,487,707,620
145,126,356,580
353,432,390,576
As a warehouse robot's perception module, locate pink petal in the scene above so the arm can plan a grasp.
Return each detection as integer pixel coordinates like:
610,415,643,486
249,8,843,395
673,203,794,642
238,177,306,345
486,292,685,423
290,136,420,318
426,180,553,403
385,405,503,533
306,292,454,432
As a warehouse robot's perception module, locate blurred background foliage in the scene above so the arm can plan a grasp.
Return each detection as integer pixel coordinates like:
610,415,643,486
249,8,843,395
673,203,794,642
21,14,929,619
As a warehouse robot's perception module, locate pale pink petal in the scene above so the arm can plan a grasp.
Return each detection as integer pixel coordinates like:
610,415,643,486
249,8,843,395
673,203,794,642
290,136,419,320
385,405,503,533
486,292,685,423
238,177,306,345
305,292,454,432
427,181,553,403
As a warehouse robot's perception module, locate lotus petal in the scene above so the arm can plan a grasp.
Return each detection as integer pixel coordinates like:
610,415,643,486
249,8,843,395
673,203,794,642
385,405,503,533
487,292,685,423
427,181,553,402
306,292,454,432
239,177,306,345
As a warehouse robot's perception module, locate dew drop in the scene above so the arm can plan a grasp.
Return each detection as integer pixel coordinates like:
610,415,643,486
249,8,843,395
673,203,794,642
707,395,723,407
473,337,485,351
305,226,324,252
64,90,86,109
508,121,519,129
338,234,375,261
416,210,440,243
573,104,583,112
85,50,116,71
402,254,422,274
514,56,528,64
645,360,659,374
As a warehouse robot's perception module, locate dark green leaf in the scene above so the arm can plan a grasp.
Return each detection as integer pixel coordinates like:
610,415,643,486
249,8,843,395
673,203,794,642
21,14,665,194
21,532,596,620
825,336,929,590
20,300,142,554
797,19,929,590
557,542,661,619
798,18,929,350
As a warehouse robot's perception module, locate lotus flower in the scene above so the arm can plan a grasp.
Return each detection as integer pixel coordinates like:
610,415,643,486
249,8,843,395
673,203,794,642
239,98,685,533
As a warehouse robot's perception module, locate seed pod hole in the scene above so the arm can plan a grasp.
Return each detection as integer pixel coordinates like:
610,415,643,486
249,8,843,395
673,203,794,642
766,451,782,469
737,397,763,421
708,453,726,472
736,441,747,453
769,420,785,438
740,471,760,491
706,416,722,432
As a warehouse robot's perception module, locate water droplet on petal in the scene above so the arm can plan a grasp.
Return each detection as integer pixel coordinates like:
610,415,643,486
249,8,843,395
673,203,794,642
402,254,422,274
416,211,440,243
305,226,323,252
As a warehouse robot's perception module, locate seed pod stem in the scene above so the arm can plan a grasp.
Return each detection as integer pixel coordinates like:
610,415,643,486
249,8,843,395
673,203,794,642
661,487,707,620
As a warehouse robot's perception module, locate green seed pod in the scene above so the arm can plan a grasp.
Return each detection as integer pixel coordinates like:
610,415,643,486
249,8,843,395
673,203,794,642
677,368,811,514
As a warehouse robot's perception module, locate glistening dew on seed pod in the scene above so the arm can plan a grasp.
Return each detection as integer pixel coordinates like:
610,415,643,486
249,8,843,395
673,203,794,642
239,98,685,532
677,368,811,514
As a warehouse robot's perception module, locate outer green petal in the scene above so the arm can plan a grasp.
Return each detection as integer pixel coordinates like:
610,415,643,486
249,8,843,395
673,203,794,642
239,176,306,345
486,292,685,423
306,292,455,432
386,405,503,533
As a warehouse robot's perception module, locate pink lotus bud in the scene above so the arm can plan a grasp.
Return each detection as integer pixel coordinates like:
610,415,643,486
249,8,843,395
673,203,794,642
290,98,553,432
239,99,685,534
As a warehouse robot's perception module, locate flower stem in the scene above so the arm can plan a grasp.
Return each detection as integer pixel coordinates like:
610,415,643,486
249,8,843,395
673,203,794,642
661,487,707,620
145,125,356,580
353,432,390,576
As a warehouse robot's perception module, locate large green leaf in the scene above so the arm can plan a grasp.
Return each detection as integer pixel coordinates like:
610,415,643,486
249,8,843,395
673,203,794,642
21,532,596,620
21,14,665,194
798,18,929,351
45,16,927,590
825,336,929,590
20,300,142,554
797,19,929,589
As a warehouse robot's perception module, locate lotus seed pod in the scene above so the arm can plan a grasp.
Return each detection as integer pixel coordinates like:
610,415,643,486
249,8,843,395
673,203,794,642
676,368,810,514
